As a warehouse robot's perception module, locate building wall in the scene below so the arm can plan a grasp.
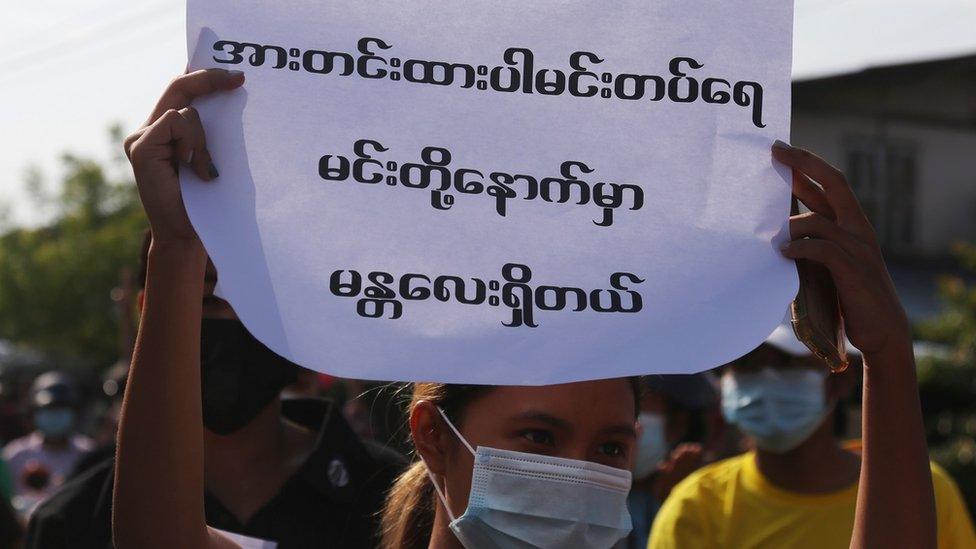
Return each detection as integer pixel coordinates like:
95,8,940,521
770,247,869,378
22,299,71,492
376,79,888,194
791,113,976,257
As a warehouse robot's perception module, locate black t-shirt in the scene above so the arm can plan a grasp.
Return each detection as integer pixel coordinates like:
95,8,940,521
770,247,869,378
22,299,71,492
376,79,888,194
25,398,406,548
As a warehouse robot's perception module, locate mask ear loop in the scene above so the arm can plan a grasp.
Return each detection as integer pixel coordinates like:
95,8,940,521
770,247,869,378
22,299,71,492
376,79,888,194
436,407,476,455
419,407,476,523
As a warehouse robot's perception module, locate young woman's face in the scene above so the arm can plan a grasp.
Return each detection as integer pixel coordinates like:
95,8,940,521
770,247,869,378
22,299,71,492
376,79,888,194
424,379,638,520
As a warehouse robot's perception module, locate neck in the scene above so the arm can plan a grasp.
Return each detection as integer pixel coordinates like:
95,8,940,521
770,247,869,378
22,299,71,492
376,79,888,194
39,433,70,449
202,398,316,524
429,505,464,549
428,477,465,549
754,413,860,494
204,399,288,477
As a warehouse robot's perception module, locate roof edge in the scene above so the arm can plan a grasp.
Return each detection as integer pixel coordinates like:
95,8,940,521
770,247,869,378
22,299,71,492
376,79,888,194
794,51,976,84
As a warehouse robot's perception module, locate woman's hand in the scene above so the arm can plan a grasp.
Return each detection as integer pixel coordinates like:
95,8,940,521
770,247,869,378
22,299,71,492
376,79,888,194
775,141,935,549
773,140,911,356
113,69,243,548
651,443,703,503
123,68,244,244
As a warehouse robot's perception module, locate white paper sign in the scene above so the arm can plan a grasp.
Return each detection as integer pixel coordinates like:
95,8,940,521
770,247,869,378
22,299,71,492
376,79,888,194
211,528,277,549
183,0,797,384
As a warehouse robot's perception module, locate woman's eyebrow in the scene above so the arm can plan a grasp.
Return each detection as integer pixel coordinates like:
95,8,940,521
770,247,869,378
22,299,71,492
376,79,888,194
509,411,572,430
598,424,639,439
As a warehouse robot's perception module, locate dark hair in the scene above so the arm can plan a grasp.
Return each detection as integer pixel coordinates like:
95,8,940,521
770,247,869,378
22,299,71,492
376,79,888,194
378,384,490,549
379,379,641,549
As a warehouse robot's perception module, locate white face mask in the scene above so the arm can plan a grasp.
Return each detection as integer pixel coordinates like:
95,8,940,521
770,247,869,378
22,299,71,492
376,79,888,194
34,408,76,438
721,367,829,453
423,407,633,549
633,412,668,479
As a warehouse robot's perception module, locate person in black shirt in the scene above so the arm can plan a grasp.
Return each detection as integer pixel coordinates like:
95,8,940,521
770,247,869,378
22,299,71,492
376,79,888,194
31,71,402,549
27,398,403,548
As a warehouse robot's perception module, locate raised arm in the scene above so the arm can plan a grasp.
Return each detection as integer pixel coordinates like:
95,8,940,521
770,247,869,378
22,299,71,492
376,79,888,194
112,69,245,549
773,141,936,549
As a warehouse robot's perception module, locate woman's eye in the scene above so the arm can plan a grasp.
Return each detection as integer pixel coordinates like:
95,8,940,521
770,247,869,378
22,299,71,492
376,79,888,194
598,442,626,458
520,429,555,446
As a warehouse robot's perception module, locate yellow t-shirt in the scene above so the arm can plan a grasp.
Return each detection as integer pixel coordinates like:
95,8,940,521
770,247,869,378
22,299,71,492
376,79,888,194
648,451,975,549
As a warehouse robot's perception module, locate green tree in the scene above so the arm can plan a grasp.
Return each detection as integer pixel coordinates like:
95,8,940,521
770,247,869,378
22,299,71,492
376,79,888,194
0,127,146,368
917,242,976,521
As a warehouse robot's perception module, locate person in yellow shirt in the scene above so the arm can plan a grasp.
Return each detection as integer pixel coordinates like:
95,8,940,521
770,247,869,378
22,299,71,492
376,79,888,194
649,327,976,549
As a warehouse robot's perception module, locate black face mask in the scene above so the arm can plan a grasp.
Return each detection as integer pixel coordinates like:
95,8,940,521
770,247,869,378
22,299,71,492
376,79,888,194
199,318,299,435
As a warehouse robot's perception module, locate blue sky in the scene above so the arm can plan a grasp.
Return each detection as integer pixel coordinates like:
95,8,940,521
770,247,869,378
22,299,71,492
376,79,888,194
2,0,975,226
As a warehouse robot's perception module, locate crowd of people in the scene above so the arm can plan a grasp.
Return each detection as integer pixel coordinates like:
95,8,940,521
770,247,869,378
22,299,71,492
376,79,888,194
2,328,973,547
0,67,972,548
2,326,973,548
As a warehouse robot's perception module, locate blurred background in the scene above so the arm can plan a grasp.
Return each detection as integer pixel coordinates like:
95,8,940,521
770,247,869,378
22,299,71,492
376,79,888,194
0,0,975,539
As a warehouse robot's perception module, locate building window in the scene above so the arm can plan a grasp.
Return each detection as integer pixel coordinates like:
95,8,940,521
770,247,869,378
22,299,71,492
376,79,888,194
845,139,916,251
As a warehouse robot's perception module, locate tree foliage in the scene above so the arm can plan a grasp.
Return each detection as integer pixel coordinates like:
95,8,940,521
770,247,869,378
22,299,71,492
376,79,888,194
0,128,145,368
917,242,976,521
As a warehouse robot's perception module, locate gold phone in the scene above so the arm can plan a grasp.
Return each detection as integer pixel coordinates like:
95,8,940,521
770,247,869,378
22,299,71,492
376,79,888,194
789,198,849,372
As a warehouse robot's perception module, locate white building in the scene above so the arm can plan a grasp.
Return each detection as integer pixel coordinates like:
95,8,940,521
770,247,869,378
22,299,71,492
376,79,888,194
791,53,976,319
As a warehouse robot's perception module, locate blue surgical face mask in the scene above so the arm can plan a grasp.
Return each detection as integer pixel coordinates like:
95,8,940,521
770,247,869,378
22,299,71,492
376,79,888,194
423,407,633,549
721,368,828,454
34,407,76,438
633,412,668,480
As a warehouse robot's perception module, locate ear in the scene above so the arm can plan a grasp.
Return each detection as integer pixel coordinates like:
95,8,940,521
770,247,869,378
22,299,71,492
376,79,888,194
410,400,452,476
136,290,145,314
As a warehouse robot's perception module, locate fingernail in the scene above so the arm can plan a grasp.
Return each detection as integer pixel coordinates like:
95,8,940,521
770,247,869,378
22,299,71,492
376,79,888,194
208,162,220,179
772,139,793,151
186,150,194,164
228,70,244,80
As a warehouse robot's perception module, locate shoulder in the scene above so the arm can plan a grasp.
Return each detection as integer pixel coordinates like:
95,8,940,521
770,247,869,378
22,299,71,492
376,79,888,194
930,461,960,494
362,438,408,471
654,454,749,526
928,461,976,547
651,454,748,549
26,458,114,547
69,435,95,452
929,461,972,517
2,434,37,458
669,453,749,501
287,398,406,488
31,457,113,520
342,431,407,497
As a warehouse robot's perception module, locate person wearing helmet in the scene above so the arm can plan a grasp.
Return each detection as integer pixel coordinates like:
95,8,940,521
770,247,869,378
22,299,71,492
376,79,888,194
2,372,93,517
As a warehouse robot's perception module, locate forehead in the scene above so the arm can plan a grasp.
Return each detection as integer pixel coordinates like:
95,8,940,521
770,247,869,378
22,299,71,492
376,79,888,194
467,379,636,424
727,344,821,374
